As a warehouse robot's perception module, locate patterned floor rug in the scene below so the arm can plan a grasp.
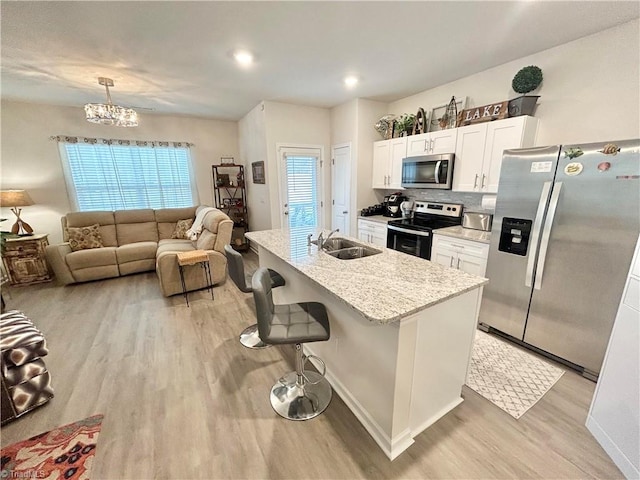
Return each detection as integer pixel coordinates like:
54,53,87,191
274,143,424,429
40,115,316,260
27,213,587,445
1,414,103,480
466,331,565,419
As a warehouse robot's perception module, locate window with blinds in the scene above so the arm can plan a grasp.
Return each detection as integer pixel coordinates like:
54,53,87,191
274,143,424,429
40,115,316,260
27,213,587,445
284,153,320,230
57,138,197,211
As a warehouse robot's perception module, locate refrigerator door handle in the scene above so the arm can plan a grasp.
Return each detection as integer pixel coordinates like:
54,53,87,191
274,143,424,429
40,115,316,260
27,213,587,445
525,181,553,288
534,181,563,290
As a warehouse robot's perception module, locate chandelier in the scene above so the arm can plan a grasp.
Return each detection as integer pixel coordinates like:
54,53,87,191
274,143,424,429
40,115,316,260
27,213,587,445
84,77,138,127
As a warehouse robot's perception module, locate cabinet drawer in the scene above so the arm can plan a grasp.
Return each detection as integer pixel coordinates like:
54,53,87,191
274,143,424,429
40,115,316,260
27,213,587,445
3,245,40,256
433,235,489,258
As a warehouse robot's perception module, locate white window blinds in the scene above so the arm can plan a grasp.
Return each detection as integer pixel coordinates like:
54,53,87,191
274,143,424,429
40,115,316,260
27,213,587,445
281,147,322,231
56,137,198,211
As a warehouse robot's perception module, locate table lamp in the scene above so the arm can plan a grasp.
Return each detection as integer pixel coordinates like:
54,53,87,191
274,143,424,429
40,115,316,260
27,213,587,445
1,190,35,236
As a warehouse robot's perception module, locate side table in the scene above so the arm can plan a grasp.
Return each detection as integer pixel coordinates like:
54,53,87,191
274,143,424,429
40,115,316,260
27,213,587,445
176,250,214,306
2,234,51,286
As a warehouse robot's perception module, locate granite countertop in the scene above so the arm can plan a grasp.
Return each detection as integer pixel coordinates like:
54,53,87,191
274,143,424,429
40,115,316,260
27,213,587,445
434,226,491,244
358,215,392,225
245,229,487,325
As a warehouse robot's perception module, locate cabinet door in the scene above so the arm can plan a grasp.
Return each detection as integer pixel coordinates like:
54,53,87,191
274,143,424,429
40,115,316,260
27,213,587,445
388,137,407,189
457,251,488,277
372,140,390,188
429,129,458,154
369,223,388,247
482,116,536,193
452,123,487,192
358,220,374,243
431,236,457,268
406,133,429,156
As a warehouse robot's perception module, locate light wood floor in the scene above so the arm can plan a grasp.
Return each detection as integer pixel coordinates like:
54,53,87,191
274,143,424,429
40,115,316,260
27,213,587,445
1,252,622,479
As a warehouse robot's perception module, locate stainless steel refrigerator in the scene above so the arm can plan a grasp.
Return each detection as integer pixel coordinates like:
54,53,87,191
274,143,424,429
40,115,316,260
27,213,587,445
479,139,640,380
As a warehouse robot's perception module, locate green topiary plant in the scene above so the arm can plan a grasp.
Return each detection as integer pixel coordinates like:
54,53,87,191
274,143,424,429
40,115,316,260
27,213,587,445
512,65,543,94
395,113,416,136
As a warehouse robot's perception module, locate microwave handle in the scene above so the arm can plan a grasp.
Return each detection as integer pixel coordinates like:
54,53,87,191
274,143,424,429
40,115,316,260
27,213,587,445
434,160,441,184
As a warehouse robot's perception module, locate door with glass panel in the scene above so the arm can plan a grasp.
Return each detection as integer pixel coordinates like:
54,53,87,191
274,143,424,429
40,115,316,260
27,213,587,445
279,147,323,233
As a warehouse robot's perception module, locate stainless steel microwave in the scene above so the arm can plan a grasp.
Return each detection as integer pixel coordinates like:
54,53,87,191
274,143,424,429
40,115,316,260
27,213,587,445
401,153,454,189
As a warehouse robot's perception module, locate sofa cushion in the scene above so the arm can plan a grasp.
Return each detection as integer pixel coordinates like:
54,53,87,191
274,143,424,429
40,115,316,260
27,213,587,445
65,211,117,247
66,224,104,252
66,247,118,270
115,242,157,264
115,209,158,245
171,219,194,239
157,240,197,256
156,207,198,239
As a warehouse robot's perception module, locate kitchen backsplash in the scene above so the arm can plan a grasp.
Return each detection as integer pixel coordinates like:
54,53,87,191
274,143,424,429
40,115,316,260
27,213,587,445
376,190,495,212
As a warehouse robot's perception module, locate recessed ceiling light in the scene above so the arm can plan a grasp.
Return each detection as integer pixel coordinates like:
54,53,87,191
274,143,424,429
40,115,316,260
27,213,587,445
234,50,254,66
344,76,358,88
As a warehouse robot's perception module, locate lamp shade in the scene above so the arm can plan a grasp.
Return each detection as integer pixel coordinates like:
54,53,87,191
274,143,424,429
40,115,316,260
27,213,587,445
1,190,35,207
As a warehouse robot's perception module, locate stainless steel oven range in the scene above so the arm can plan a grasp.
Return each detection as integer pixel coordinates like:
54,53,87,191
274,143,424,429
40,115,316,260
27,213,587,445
387,202,462,259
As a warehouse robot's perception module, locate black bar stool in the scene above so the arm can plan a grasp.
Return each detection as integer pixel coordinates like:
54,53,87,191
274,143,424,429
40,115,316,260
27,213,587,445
252,267,332,421
224,244,285,349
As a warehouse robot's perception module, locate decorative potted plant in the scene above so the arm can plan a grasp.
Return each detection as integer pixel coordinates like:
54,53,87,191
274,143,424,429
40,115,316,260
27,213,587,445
394,113,416,137
509,65,543,117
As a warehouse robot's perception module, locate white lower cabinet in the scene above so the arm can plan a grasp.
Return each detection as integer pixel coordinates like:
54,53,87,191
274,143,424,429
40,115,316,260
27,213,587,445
432,234,489,277
587,234,640,480
357,219,387,247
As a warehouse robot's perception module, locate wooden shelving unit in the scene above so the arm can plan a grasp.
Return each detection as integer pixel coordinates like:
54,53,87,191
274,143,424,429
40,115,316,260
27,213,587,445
212,163,249,251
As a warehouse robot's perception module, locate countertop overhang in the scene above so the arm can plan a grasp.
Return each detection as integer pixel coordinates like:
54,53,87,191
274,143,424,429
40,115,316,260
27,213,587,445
245,229,488,325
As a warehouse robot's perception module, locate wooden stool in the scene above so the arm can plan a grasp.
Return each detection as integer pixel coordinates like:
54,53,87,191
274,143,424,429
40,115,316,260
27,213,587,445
176,250,214,306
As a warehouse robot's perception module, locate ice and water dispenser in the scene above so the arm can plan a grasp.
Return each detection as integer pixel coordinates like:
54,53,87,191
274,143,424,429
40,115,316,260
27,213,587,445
498,218,532,256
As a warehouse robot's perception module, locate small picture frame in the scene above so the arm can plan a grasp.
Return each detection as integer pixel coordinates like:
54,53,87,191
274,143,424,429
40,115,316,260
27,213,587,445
216,173,230,187
252,161,265,184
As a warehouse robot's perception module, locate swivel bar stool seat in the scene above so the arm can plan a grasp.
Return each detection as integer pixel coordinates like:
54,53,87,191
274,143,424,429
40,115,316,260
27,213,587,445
224,244,285,348
252,267,332,421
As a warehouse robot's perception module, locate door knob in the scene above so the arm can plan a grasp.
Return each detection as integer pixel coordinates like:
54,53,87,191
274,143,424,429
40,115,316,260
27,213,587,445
284,211,289,215
342,210,348,214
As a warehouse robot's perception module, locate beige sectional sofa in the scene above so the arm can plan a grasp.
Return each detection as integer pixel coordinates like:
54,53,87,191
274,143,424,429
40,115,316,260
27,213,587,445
45,206,233,297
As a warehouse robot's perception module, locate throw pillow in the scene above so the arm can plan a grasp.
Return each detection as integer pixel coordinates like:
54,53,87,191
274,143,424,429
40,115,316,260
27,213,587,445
171,218,194,239
66,224,104,252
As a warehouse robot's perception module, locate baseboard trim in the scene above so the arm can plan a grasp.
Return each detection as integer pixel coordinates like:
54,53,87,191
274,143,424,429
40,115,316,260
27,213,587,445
586,415,639,480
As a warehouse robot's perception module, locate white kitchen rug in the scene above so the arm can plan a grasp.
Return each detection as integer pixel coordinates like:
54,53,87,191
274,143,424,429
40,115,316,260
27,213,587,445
466,331,565,419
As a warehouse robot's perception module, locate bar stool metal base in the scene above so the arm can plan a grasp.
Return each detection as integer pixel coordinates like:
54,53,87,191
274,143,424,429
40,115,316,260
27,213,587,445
239,324,271,349
269,371,332,421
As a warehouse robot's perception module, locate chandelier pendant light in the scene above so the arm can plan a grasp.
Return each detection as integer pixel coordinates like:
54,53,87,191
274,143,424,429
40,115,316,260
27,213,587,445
84,77,138,127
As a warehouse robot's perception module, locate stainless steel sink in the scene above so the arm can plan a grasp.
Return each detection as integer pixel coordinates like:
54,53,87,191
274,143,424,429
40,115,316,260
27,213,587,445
321,237,361,252
326,246,382,260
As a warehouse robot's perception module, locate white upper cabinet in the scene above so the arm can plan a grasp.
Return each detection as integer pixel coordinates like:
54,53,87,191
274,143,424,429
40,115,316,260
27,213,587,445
407,130,458,157
453,116,539,193
372,137,407,189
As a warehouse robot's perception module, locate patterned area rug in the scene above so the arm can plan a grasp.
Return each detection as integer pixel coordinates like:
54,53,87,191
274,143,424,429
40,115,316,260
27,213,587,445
466,331,564,419
1,414,103,480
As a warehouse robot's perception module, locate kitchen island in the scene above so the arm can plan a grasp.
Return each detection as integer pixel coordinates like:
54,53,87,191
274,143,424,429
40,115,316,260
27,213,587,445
245,229,488,460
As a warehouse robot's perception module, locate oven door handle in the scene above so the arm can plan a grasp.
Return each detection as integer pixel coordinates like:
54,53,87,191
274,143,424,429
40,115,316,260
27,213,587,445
388,225,431,237
434,161,441,184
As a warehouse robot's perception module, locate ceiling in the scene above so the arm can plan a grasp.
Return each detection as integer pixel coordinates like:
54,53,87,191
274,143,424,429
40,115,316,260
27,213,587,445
2,1,638,121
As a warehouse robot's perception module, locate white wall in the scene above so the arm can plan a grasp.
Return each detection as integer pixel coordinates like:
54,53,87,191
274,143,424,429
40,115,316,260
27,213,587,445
0,100,239,243
238,102,271,232
389,19,640,146
262,101,332,229
330,98,388,234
